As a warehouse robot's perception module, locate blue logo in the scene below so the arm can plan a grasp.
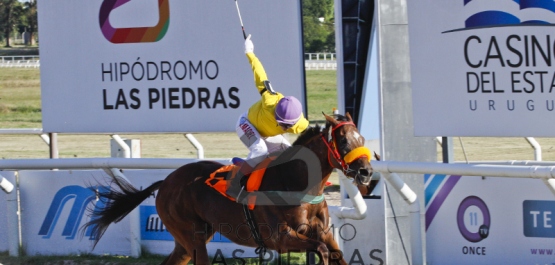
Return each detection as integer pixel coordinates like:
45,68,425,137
140,205,173,241
523,200,555,238
447,0,555,32
39,185,109,240
140,206,230,242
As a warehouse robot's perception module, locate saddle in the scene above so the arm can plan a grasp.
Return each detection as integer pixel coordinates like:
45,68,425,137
205,157,275,210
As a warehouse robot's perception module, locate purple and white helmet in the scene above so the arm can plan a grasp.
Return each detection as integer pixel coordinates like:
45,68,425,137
275,96,303,125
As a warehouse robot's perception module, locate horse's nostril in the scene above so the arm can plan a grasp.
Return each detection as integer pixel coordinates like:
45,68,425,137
359,168,370,177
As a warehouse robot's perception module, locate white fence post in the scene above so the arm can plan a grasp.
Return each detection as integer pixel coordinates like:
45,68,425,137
184,134,204,159
6,174,20,257
111,135,130,158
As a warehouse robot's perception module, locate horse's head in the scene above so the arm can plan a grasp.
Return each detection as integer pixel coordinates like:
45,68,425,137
323,112,373,185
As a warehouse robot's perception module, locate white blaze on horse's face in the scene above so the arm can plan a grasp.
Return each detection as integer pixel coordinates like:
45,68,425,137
351,131,363,145
346,130,365,149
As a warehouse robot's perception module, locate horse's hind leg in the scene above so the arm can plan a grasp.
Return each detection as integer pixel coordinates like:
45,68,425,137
160,242,191,265
159,226,215,265
168,222,214,265
177,234,213,264
159,226,213,265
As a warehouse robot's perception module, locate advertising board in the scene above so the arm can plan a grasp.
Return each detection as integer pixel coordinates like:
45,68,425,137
426,174,555,264
38,0,305,133
408,1,555,136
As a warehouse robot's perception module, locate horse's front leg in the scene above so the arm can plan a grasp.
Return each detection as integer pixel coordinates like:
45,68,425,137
319,229,347,265
275,226,346,265
311,217,347,265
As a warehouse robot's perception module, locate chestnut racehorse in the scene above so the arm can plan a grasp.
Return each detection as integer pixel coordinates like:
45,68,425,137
82,113,373,265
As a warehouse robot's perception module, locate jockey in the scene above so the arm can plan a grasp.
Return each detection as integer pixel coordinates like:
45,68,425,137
233,34,309,169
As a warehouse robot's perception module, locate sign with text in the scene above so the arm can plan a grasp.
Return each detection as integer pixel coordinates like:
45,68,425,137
426,175,555,264
37,0,305,133
408,1,555,136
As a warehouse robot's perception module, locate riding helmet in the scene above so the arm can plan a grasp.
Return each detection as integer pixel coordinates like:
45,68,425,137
275,96,303,125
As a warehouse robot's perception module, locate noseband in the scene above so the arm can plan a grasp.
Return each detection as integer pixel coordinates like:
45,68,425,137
321,121,371,175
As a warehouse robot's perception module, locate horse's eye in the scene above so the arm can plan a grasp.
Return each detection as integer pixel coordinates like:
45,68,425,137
339,138,348,147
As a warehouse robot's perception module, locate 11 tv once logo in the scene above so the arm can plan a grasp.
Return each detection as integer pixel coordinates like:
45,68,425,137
457,196,491,243
457,196,490,256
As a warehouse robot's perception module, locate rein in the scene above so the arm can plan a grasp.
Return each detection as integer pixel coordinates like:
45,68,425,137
321,121,371,174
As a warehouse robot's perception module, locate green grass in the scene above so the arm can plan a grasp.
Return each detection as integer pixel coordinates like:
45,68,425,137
305,70,338,122
0,250,314,264
0,68,42,127
0,251,165,265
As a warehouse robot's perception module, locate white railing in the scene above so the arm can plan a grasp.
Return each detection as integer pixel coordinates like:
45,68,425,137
0,56,40,68
305,61,337,70
0,55,335,70
305,53,336,70
305,53,335,61
0,55,39,61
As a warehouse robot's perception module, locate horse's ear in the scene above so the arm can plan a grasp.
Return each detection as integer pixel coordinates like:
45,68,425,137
373,152,381,161
323,112,338,125
346,112,353,122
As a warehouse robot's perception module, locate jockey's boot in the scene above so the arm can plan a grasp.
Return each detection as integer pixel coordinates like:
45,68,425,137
232,157,245,166
232,157,253,177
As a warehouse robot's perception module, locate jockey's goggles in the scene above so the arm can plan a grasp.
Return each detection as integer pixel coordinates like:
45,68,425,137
278,122,294,130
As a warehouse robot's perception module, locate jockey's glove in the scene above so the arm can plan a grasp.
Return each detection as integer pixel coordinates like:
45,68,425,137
245,34,254,54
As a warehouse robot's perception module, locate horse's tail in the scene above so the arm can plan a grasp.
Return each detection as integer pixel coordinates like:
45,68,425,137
82,178,164,248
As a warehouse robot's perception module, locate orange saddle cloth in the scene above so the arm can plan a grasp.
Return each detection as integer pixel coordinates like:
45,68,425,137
205,157,275,210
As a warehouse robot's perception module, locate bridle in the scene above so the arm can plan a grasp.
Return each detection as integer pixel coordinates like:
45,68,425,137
321,121,371,176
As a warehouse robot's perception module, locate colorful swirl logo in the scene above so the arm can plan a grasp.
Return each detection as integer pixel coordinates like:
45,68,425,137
99,0,170,44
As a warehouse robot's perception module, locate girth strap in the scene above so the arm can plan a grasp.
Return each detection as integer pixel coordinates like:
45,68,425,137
242,203,267,256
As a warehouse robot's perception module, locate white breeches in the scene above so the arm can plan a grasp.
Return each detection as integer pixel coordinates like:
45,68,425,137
235,112,291,166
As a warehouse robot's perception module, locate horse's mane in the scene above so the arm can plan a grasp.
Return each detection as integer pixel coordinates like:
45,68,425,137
292,114,349,146
292,125,322,145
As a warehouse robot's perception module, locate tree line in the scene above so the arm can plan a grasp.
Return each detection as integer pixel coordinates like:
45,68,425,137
302,0,335,53
0,0,37,47
0,0,334,52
